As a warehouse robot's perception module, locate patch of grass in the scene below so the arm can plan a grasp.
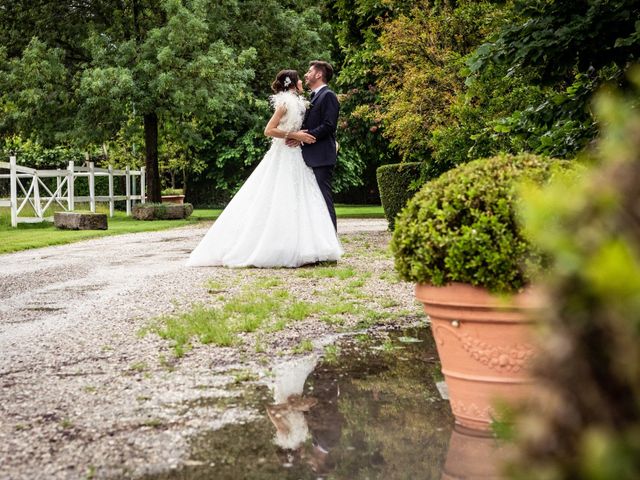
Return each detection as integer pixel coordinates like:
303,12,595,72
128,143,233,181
254,339,266,353
253,277,283,289
83,385,97,394
151,304,236,355
320,299,360,316
297,266,357,280
379,271,401,283
148,286,293,356
323,344,340,364
141,418,164,429
292,339,314,353
14,423,28,431
347,278,366,289
60,418,74,429
206,279,227,293
378,297,401,308
231,369,259,384
86,465,96,480
283,300,318,321
356,310,393,330
189,209,223,220
0,206,198,254
320,314,345,326
334,204,384,218
269,318,288,332
129,361,148,373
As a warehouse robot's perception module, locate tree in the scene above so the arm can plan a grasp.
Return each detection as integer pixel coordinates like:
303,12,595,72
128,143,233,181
0,0,255,201
76,0,255,202
464,0,640,160
373,0,507,170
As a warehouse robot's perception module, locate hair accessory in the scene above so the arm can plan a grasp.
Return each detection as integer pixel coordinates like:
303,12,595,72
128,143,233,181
283,77,292,87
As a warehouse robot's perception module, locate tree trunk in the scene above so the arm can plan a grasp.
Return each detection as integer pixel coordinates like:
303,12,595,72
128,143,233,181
182,167,188,197
144,112,161,202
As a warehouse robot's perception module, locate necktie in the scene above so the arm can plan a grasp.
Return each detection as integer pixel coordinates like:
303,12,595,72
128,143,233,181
309,91,316,101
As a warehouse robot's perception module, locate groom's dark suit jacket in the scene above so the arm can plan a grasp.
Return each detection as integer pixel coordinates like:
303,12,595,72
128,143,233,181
301,87,339,167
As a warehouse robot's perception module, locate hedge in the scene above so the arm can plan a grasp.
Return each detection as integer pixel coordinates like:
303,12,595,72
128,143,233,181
376,162,423,230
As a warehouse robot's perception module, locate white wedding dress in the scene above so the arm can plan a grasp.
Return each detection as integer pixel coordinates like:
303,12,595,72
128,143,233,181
187,91,343,268
269,355,319,450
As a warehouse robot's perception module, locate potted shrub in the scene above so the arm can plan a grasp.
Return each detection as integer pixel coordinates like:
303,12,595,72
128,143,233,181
391,153,563,431
161,188,185,204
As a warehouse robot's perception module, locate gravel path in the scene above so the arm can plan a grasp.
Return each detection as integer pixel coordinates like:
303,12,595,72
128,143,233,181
0,218,420,479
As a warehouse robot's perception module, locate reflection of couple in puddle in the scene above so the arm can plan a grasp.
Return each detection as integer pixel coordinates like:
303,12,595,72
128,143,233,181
266,354,343,477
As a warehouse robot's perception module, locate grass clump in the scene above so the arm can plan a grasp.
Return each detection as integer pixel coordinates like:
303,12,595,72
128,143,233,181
292,339,314,354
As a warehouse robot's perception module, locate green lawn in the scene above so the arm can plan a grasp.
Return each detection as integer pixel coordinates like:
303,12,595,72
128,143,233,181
0,204,384,254
190,204,384,220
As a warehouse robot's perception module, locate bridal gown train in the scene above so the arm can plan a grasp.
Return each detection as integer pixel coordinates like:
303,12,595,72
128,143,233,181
187,91,343,268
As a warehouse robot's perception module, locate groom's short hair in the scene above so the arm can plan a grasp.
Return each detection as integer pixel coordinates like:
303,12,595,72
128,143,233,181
310,61,334,83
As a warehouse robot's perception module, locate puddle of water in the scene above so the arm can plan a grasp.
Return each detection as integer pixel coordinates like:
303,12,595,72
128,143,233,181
143,327,507,479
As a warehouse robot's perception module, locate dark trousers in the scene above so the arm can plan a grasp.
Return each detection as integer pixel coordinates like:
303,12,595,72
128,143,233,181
312,165,336,231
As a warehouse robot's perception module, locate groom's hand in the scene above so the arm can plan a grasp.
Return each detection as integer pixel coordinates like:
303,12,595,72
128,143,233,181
292,130,316,145
285,138,301,148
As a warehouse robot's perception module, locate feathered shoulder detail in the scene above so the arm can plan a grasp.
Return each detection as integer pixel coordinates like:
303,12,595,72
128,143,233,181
269,91,308,111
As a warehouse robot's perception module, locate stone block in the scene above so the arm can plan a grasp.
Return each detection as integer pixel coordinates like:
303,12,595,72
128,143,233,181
132,203,193,221
54,212,108,230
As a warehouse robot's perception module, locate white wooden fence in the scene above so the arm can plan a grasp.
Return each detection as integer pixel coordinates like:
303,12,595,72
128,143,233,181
0,156,146,227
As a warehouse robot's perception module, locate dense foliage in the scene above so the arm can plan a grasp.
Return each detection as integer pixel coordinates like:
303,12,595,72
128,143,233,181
0,0,340,205
2,1,639,205
376,162,423,230
391,154,562,293
509,77,640,480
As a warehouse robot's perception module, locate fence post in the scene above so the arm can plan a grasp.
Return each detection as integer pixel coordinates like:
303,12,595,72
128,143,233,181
108,165,114,217
125,166,131,215
140,167,146,204
10,156,17,227
33,170,42,219
67,161,75,211
132,169,137,206
89,161,96,213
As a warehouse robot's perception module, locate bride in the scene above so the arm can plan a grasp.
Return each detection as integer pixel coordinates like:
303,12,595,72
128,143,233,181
187,70,343,268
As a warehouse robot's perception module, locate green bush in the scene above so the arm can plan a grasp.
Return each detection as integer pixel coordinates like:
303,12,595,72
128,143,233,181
376,162,423,230
391,153,564,293
161,188,184,196
508,78,640,480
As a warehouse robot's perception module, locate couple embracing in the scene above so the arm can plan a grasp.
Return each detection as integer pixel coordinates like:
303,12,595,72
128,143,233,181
187,61,343,268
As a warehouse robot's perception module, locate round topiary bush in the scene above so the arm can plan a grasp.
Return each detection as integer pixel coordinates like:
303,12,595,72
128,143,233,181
376,162,424,230
391,154,564,293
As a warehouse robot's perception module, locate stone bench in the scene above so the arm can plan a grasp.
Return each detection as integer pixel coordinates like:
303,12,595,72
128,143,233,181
54,212,108,230
132,203,193,221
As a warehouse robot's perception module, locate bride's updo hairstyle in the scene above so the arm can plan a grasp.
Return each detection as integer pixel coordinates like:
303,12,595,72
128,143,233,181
271,70,300,93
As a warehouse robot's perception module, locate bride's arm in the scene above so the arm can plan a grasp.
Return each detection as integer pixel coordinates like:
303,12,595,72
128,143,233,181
264,106,316,143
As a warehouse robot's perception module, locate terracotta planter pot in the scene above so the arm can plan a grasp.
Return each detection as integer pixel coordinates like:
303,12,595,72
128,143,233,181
441,425,511,480
161,194,185,205
416,283,540,431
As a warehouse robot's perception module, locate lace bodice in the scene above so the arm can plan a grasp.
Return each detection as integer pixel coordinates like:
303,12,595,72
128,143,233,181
269,91,308,132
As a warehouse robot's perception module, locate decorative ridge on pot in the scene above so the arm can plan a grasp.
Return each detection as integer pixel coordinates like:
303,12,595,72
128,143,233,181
415,283,542,320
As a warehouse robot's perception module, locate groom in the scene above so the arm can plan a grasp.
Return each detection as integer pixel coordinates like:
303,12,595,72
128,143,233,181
287,60,339,230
